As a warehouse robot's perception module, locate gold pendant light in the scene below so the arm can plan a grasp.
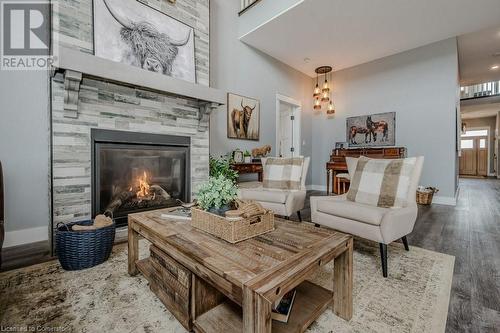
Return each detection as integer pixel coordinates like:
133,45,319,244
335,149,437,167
312,66,333,111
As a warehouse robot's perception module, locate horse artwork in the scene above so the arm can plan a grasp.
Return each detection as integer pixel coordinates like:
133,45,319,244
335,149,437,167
93,0,196,82
227,93,260,140
346,112,395,147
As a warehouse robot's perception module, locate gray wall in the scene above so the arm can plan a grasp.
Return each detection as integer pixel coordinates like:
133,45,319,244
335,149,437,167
462,116,498,174
210,0,313,183
0,70,50,241
311,38,460,199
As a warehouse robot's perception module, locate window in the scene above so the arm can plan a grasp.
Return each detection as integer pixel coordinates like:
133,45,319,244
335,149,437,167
479,139,486,148
461,139,473,149
461,129,488,137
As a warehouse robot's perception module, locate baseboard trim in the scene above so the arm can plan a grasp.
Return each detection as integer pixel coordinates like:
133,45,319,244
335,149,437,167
307,184,327,191
432,195,456,206
4,226,49,248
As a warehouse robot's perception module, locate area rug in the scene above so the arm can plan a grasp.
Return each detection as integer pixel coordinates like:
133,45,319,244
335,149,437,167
0,239,454,333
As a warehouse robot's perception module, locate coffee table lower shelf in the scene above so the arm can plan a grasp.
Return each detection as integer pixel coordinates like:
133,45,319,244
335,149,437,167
193,280,332,333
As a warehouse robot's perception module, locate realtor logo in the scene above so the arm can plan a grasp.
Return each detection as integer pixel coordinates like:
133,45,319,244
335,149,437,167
1,1,53,70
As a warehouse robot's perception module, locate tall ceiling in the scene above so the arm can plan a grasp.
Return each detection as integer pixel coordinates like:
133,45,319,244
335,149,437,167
240,0,500,78
458,26,500,86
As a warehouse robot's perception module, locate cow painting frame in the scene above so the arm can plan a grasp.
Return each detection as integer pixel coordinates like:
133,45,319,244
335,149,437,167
92,0,196,83
346,112,396,147
227,93,260,141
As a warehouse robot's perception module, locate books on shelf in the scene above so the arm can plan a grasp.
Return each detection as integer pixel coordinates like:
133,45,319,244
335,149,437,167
160,208,192,221
272,289,296,323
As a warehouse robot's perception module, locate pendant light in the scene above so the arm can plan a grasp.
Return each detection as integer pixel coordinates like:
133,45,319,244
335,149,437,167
313,73,321,98
312,66,333,111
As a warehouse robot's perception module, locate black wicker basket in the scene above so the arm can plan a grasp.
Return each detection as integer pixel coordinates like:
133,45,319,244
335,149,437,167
56,220,116,271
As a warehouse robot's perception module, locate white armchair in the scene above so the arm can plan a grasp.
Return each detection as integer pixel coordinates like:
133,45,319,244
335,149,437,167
237,157,310,221
311,156,424,277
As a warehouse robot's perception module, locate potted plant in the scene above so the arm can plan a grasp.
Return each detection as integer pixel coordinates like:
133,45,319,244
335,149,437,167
209,155,238,183
197,175,238,216
244,150,252,163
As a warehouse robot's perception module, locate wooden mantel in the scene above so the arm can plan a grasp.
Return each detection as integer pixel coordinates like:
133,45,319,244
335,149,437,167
52,46,226,109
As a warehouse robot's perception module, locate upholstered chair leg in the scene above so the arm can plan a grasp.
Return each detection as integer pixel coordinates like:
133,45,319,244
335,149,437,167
314,224,320,227
402,236,409,251
379,243,388,278
296,211,302,222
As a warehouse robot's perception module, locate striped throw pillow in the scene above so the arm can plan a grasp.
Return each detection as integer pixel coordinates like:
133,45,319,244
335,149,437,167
263,157,304,190
347,156,417,208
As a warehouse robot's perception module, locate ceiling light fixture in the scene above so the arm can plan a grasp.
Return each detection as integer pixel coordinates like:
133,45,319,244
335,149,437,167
312,66,333,112
491,65,499,70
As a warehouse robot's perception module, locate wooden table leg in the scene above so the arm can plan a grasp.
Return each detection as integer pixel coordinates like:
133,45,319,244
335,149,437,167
258,171,263,182
332,171,338,195
326,169,331,195
243,287,271,333
128,221,139,276
333,238,353,320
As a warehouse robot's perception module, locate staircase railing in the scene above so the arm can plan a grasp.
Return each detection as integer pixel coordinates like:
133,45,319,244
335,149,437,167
461,81,500,100
239,0,262,15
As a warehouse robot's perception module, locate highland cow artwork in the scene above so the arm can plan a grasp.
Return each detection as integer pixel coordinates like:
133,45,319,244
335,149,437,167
346,112,396,147
93,0,196,83
227,93,260,140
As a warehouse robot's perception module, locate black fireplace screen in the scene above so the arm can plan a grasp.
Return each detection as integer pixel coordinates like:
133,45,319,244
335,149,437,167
92,130,190,227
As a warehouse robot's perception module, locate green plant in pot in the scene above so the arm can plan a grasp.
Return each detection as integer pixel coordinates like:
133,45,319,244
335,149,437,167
197,175,238,215
244,150,252,163
209,155,238,183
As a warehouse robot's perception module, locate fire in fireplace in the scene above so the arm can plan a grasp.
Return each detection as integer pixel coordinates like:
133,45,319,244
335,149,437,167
91,129,190,227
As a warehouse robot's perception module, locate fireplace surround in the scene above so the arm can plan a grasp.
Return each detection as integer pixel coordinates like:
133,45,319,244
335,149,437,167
91,129,190,227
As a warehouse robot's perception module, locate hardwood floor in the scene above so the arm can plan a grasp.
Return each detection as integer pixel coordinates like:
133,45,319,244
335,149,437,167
1,178,498,332
299,178,500,333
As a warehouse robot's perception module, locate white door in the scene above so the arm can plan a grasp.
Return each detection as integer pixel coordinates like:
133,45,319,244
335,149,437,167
277,99,300,158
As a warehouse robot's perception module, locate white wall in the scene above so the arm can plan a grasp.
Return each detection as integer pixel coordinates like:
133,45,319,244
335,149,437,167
0,69,51,247
210,0,313,183
311,38,460,201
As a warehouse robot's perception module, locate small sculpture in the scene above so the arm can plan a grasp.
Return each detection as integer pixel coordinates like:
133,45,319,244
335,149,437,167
251,145,272,158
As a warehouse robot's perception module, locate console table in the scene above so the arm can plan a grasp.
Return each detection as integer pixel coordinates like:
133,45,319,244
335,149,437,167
231,162,263,182
128,208,353,332
326,147,406,195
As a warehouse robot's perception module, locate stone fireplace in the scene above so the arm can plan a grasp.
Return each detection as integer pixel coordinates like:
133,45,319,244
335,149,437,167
50,73,218,234
91,129,190,227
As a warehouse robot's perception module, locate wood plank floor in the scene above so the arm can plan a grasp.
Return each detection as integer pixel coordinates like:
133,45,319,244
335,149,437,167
300,178,500,333
2,178,498,332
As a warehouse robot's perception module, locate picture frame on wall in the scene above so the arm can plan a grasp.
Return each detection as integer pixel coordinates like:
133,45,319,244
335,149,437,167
227,93,260,141
93,0,196,83
346,112,396,147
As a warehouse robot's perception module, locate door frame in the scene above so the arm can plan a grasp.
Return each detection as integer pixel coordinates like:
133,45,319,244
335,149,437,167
275,94,302,157
460,126,491,175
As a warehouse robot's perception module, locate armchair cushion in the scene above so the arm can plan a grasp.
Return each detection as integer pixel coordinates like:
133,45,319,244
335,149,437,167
238,186,289,204
347,156,417,208
316,196,389,226
262,157,304,190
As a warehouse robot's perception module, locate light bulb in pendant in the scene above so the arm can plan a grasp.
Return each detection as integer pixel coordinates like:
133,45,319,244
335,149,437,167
313,84,321,98
322,80,330,93
313,98,321,110
327,101,335,114
321,91,329,102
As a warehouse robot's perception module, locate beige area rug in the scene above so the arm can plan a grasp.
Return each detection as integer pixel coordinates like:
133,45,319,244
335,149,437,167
0,239,454,333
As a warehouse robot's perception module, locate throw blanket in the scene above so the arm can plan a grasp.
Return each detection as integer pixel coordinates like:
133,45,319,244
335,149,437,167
263,157,304,190
347,156,416,208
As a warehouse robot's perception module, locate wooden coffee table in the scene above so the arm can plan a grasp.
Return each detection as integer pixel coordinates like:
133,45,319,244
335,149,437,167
128,208,353,333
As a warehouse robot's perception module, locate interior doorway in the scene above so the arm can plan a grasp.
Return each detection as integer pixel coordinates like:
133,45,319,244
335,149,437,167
276,94,301,158
459,128,489,176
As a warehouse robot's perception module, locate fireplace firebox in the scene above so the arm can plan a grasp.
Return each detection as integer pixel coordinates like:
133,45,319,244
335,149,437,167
91,129,190,227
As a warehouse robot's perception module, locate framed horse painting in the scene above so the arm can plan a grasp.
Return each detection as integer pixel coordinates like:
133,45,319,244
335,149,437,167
227,93,260,140
346,112,396,147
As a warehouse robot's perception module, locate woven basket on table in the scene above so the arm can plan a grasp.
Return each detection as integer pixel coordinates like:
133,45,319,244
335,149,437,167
56,220,115,271
416,187,439,205
191,207,274,243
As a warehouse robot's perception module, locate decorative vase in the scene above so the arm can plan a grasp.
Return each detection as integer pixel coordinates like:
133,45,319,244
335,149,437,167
244,156,251,163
